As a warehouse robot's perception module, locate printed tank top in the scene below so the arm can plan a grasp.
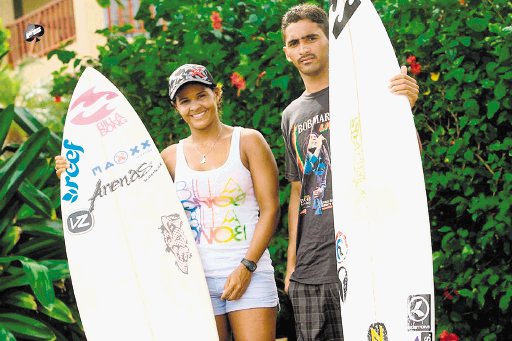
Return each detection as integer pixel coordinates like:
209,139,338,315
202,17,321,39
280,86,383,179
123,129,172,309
174,127,273,277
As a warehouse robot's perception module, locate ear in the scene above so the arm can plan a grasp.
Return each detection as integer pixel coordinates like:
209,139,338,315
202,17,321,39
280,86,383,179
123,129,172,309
283,46,292,62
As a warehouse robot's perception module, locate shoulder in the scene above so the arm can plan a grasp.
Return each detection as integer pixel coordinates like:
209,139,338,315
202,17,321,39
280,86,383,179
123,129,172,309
283,95,304,117
240,127,267,148
282,94,308,128
161,143,178,160
161,143,179,176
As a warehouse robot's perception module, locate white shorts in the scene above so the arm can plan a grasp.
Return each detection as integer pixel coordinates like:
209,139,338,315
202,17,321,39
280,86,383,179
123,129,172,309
206,271,278,315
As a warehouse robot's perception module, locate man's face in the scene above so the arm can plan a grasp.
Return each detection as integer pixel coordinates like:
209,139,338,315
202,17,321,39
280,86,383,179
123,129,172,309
283,19,329,78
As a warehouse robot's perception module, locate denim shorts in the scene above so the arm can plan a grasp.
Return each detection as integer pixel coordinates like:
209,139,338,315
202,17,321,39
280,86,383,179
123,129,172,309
206,271,278,315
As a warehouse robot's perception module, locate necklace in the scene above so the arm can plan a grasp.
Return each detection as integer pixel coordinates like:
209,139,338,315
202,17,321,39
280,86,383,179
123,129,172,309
191,125,223,164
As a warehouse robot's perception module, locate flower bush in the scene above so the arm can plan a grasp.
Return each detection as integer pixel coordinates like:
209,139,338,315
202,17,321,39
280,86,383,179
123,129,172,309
49,0,511,339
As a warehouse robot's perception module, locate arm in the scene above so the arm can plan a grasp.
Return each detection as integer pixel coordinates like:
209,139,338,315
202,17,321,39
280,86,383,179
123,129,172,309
221,129,280,301
160,144,177,180
285,180,301,293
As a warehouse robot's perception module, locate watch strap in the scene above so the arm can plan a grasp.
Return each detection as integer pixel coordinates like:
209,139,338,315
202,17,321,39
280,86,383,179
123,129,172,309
241,258,257,272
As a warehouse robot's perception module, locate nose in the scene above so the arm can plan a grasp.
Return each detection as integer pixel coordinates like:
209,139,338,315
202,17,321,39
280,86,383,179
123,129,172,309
299,41,311,54
188,99,202,112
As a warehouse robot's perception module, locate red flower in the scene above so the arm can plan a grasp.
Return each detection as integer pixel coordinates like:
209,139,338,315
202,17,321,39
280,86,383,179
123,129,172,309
54,96,62,103
256,70,266,86
210,11,223,31
410,62,422,75
406,55,417,65
230,72,246,96
440,330,459,341
459,0,465,5
443,289,454,300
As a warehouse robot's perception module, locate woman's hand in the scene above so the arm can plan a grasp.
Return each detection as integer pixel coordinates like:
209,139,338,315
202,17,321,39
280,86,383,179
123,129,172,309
54,155,69,179
221,264,252,301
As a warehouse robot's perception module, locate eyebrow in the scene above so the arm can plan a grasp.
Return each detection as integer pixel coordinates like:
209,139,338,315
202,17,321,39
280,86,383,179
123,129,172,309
177,90,208,102
286,33,319,46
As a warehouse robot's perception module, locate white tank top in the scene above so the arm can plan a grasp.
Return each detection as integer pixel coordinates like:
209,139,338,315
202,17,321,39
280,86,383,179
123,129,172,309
174,127,273,277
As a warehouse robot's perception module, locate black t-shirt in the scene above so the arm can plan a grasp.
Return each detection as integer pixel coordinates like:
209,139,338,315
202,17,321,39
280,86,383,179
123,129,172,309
281,87,338,284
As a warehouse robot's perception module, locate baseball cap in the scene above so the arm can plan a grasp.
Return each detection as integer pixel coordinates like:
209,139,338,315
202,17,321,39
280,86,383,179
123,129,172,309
168,64,216,101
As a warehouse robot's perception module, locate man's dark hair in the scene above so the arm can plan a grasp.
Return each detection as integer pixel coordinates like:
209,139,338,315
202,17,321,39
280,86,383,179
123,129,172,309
281,4,329,41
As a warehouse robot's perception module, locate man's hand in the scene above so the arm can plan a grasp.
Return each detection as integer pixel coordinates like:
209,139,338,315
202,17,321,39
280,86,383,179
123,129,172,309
284,271,293,294
389,65,419,108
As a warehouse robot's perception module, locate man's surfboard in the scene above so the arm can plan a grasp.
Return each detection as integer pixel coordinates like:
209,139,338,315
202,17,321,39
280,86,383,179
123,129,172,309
329,1,435,340
60,67,218,340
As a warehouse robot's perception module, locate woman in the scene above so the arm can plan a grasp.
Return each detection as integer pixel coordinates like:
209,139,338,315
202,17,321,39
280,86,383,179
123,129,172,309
56,64,279,341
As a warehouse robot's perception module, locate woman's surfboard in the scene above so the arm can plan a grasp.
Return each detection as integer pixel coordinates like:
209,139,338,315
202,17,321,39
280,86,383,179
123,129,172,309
60,67,218,340
329,1,435,340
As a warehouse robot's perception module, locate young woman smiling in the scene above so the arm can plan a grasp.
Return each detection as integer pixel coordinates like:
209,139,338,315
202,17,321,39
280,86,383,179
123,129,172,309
161,64,280,341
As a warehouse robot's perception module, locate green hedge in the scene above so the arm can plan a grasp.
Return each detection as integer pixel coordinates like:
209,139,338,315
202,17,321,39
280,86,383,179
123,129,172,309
49,0,511,339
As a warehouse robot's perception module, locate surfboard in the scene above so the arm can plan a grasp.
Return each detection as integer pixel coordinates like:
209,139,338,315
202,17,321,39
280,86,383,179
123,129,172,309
60,67,218,340
329,1,435,340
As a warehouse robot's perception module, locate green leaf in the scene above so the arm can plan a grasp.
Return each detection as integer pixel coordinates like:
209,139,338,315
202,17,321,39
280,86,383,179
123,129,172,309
488,274,499,285
17,180,53,218
0,105,15,146
2,291,38,310
39,298,76,324
467,18,488,32
0,257,55,309
271,75,290,91
458,288,474,298
0,225,21,256
0,327,16,341
0,313,56,340
47,49,76,64
499,288,512,311
0,128,50,212
18,219,64,238
458,36,471,47
464,149,474,161
494,82,507,100
487,100,500,119
11,107,61,155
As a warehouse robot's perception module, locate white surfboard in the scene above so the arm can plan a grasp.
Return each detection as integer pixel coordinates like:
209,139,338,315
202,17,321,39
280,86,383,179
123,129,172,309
329,1,435,340
60,67,218,340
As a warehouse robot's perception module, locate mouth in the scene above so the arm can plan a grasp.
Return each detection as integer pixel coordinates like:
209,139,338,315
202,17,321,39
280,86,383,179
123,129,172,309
190,111,206,119
299,55,316,64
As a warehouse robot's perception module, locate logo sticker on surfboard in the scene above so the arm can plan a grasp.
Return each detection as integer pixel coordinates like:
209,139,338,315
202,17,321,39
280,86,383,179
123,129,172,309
330,0,362,39
68,86,127,136
407,294,432,331
66,210,94,234
159,214,192,274
367,322,388,341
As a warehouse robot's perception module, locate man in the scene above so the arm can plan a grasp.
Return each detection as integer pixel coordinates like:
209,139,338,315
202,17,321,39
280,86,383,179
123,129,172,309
280,4,419,340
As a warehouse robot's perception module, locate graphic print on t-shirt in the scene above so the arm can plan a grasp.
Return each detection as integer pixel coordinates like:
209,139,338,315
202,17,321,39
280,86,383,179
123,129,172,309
291,112,333,216
175,177,248,245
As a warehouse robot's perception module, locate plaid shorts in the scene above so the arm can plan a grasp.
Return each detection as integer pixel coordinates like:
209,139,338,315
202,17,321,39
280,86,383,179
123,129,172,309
288,281,344,341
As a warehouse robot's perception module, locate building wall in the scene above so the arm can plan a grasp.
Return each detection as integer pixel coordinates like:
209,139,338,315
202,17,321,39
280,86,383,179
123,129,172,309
23,0,52,16
15,0,107,88
0,1,15,23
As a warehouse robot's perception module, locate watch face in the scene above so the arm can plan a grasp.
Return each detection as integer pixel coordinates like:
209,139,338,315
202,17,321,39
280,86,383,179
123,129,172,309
242,259,257,272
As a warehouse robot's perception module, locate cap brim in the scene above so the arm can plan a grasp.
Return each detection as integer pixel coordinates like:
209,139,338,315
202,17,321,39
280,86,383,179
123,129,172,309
170,80,215,100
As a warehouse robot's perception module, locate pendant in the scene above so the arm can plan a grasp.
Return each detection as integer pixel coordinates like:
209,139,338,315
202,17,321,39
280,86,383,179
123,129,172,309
200,155,206,164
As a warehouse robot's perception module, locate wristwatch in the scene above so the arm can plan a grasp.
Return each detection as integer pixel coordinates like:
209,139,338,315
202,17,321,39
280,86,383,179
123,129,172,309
241,258,257,272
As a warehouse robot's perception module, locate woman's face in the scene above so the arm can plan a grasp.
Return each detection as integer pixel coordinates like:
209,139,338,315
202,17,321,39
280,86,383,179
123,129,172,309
174,83,220,130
